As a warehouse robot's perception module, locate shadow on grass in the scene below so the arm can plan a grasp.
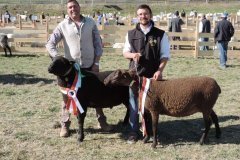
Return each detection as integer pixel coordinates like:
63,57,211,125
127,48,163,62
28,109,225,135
0,73,54,85
68,115,240,145
226,64,240,68
0,54,40,57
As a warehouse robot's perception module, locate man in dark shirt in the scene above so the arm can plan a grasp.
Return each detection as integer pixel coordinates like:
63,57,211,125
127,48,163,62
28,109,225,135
214,12,234,69
168,11,184,49
199,14,211,50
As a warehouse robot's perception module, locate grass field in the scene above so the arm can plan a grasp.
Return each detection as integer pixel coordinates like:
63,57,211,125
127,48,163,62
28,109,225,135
0,52,239,160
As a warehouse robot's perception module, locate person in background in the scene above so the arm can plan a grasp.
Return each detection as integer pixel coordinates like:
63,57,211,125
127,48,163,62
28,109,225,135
181,9,186,18
189,10,195,17
123,4,170,143
96,11,102,25
4,10,11,22
214,12,234,69
41,12,45,20
168,10,184,49
104,17,109,25
199,14,211,50
46,0,113,138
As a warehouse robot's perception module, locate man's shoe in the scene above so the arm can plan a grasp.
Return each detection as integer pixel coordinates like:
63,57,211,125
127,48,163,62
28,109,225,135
59,121,71,137
219,65,226,70
60,127,69,137
127,132,138,144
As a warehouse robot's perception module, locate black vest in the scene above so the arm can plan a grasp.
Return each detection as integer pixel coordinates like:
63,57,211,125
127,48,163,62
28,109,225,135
128,22,165,78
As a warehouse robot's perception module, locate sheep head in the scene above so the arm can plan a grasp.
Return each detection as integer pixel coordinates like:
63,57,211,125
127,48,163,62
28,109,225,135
104,69,137,86
104,69,139,96
48,56,73,77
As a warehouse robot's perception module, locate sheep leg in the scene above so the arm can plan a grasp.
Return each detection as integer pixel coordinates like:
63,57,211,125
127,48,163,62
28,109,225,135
210,110,221,138
151,112,159,148
142,110,152,143
199,114,212,145
77,112,86,143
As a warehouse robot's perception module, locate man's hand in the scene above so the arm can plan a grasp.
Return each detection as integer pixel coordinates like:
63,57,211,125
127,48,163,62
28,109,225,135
133,53,141,63
91,63,99,72
152,70,163,81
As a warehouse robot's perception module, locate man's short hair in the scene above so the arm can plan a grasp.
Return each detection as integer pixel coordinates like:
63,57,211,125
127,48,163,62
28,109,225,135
67,0,79,6
136,4,153,17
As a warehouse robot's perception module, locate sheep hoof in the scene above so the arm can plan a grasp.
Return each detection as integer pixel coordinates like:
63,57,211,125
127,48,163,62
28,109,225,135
77,135,84,143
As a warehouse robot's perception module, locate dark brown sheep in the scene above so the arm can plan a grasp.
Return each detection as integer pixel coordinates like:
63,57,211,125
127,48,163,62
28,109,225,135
48,56,130,143
104,69,222,148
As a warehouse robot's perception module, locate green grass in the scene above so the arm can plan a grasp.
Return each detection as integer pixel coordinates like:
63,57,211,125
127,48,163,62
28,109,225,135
0,52,240,160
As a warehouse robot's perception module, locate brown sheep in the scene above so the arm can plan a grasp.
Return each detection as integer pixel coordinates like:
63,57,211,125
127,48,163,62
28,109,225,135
104,69,222,148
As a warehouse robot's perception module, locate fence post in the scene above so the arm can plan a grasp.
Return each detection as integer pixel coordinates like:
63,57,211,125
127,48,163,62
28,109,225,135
185,15,188,27
2,15,5,27
194,19,199,58
46,18,49,41
32,20,36,28
18,15,22,30
236,14,238,27
213,20,216,29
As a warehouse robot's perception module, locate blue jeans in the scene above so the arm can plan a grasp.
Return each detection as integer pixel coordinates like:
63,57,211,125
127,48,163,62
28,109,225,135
129,88,139,133
217,41,228,67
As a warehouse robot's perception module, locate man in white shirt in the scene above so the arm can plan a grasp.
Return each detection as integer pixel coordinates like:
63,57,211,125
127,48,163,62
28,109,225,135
123,4,170,143
46,0,113,138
